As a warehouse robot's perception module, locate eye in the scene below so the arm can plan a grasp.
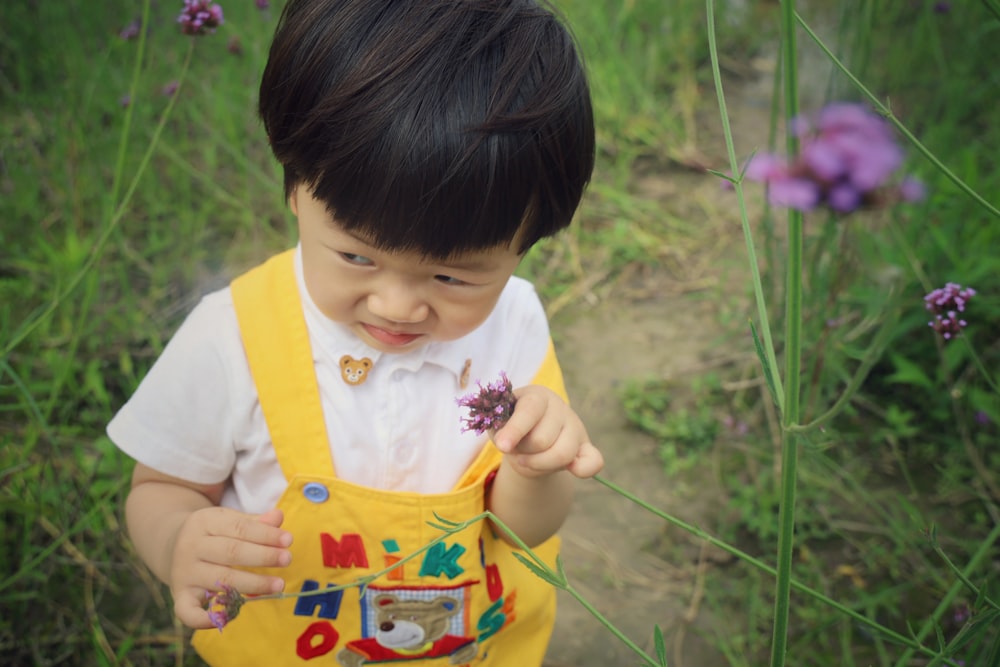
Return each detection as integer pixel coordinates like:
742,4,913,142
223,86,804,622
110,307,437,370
339,252,374,266
434,274,467,286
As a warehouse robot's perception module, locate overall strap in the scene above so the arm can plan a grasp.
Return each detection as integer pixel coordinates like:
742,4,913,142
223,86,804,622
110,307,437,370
452,338,567,489
230,250,336,479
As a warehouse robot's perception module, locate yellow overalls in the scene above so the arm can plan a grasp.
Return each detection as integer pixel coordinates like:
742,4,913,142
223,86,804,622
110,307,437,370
192,251,562,666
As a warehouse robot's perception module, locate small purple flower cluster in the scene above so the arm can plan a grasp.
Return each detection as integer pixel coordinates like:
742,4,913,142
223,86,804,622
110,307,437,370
206,583,244,632
178,0,224,36
744,103,924,213
924,282,976,340
457,373,517,435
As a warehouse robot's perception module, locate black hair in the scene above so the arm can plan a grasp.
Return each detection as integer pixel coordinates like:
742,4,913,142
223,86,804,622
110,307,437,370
258,0,594,259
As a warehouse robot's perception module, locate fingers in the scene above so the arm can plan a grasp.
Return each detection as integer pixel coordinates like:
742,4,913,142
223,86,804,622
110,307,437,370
495,385,603,478
170,507,293,628
494,388,563,455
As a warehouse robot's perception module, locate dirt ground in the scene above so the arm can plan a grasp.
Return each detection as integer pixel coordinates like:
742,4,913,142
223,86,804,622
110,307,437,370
541,64,793,666
543,205,745,667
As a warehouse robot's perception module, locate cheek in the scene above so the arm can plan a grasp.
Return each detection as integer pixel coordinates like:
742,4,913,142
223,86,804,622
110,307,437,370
433,291,503,336
302,263,359,318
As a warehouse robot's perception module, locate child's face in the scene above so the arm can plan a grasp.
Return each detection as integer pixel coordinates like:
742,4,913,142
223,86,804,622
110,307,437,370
292,186,524,354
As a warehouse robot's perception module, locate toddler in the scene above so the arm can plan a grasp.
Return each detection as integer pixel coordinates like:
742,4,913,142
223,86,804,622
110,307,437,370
108,0,602,664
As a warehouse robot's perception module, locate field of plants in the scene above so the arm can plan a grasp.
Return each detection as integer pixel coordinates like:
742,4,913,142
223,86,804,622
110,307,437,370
1,1,998,665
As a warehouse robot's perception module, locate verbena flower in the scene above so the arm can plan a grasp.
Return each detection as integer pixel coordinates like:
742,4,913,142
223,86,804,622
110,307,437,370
178,0,224,36
161,80,180,97
205,583,245,631
457,372,517,435
924,282,976,340
119,19,141,41
743,102,924,213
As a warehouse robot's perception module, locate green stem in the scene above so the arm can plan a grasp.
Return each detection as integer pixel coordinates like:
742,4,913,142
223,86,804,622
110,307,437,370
705,0,784,414
794,12,1000,221
771,1,804,665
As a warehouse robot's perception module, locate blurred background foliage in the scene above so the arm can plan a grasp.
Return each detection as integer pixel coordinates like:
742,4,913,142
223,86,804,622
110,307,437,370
1,0,998,665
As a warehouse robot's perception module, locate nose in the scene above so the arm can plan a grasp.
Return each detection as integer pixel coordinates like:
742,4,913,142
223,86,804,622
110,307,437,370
367,278,429,324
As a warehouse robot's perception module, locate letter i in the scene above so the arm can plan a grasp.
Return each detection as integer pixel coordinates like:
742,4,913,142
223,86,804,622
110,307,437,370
382,539,403,581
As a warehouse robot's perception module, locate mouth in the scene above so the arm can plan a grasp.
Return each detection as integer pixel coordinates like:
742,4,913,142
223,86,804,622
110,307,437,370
362,323,423,347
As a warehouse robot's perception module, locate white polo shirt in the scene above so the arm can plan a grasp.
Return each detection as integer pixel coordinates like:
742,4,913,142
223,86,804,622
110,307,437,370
107,247,551,514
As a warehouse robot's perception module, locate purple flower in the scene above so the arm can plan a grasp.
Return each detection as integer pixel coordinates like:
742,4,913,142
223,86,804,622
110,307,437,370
899,176,927,202
739,102,921,214
924,282,976,341
828,182,862,213
119,19,141,41
457,373,517,435
178,0,224,36
255,0,270,8
119,94,132,108
768,177,820,211
934,2,951,13
953,602,970,624
205,584,244,632
161,80,180,97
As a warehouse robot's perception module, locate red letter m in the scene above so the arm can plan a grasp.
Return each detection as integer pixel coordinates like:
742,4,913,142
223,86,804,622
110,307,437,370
320,533,369,569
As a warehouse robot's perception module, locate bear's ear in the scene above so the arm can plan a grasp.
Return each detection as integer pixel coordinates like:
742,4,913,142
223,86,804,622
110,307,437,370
432,596,458,613
374,594,398,607
362,359,372,369
340,356,352,369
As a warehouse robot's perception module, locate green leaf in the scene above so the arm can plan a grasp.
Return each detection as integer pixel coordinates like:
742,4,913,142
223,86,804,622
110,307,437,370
885,353,935,390
946,608,1000,653
750,319,779,408
511,552,561,587
654,624,668,666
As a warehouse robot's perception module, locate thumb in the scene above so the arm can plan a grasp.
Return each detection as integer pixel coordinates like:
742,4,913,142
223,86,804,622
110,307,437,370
566,442,604,479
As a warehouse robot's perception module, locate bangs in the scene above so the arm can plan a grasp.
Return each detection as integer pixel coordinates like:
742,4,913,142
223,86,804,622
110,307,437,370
263,0,594,259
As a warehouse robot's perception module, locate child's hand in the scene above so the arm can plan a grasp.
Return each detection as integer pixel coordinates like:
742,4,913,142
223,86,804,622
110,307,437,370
493,385,604,479
169,507,292,629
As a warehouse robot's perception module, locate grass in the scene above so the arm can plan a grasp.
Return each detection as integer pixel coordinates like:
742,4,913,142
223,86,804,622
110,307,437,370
3,0,998,665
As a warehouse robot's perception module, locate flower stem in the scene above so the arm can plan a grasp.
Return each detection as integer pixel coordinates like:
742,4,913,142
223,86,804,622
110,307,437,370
705,0,784,414
770,1,804,665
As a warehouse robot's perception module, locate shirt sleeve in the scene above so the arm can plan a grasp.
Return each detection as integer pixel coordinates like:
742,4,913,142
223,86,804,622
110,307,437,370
106,289,243,484
498,277,564,398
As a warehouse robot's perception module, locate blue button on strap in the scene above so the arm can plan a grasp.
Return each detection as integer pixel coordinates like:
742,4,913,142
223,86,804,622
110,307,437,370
303,482,329,503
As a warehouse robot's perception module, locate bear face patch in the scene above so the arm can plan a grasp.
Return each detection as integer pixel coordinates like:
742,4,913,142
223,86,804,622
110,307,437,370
340,355,373,386
337,593,478,666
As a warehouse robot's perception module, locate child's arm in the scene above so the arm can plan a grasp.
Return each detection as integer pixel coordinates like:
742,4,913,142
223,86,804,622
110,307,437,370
125,463,293,629
487,385,604,547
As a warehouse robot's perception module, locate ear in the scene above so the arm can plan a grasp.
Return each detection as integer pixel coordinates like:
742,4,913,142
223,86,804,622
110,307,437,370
288,185,299,216
433,596,458,614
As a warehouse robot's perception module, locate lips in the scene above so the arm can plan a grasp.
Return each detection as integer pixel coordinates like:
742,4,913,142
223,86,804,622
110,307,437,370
362,323,422,347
